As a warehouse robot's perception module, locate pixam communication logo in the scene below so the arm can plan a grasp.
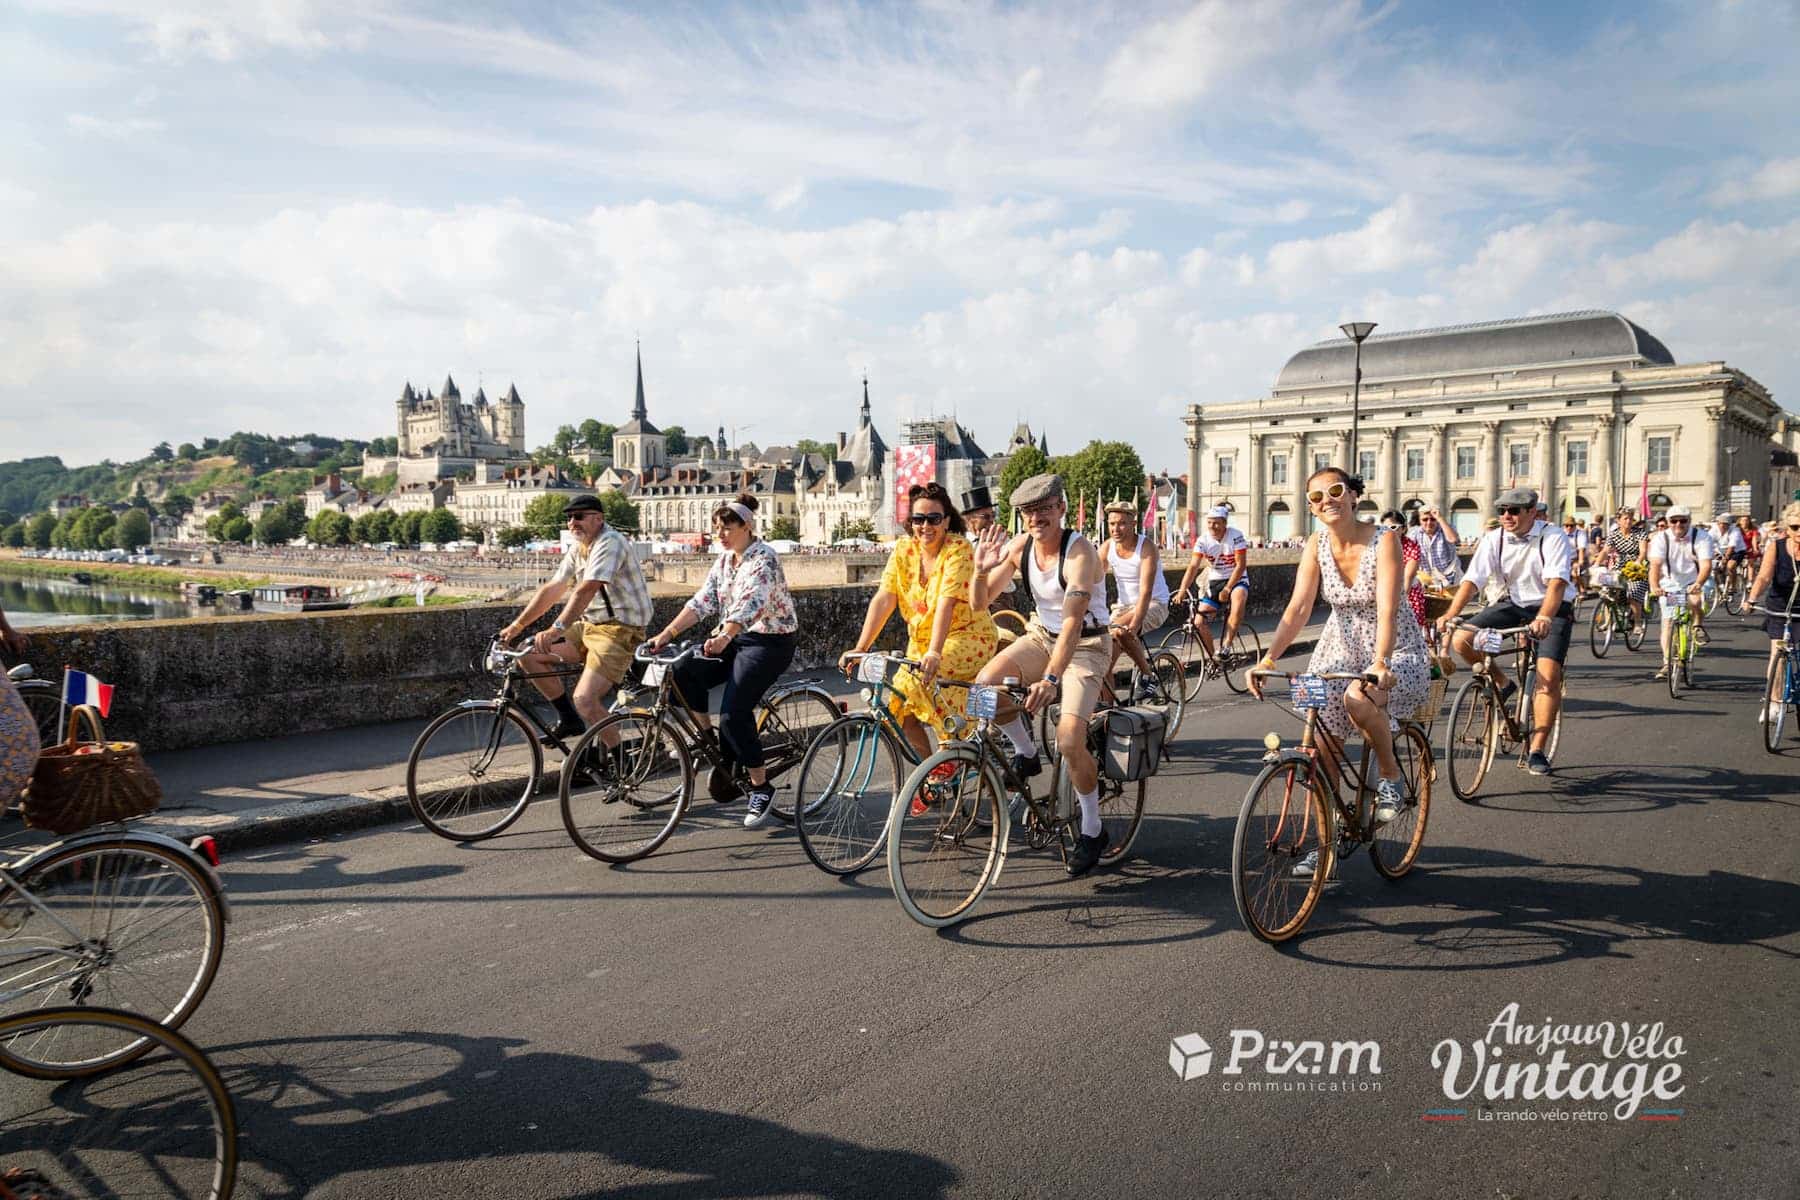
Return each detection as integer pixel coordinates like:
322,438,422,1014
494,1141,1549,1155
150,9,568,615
1169,1030,1382,1093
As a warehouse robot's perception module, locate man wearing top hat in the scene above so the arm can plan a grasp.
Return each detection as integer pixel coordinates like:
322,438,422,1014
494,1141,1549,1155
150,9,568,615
1434,486,1574,776
961,485,998,537
500,493,656,738
970,472,1116,878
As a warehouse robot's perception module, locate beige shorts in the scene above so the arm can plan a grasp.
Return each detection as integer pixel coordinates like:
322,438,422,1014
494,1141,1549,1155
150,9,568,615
994,617,1113,722
1109,600,1168,635
565,619,647,686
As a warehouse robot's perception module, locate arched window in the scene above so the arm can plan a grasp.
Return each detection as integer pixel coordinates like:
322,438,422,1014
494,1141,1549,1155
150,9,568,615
1449,497,1482,540
1266,500,1292,542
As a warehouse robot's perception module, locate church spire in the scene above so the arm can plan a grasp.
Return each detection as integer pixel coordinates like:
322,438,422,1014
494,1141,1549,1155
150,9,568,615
860,374,871,427
632,341,648,422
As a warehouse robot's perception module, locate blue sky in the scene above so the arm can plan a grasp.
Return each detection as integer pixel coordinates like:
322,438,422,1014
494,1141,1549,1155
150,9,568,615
3,0,1797,471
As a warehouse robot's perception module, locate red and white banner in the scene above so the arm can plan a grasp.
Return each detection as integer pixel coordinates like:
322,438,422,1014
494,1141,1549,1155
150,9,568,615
893,444,937,526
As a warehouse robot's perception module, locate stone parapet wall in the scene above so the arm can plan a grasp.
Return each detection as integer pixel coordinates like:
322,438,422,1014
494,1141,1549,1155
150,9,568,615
15,560,1314,753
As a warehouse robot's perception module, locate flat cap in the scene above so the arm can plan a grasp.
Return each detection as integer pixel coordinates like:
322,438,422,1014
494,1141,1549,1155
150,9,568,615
562,493,606,516
1496,487,1538,510
1009,472,1064,508
1103,499,1137,516
961,485,994,512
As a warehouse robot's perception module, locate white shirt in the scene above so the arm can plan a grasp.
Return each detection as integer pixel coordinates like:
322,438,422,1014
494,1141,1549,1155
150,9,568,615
1193,527,1250,582
1649,527,1712,590
1713,525,1746,554
1462,520,1574,607
1023,531,1111,634
1103,535,1170,607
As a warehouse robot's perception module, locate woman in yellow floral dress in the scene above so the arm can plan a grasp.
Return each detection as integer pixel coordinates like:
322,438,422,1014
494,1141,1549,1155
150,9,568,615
840,483,997,761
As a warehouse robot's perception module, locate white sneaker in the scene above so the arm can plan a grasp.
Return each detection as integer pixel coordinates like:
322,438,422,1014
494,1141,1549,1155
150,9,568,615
1291,849,1327,879
1373,778,1404,825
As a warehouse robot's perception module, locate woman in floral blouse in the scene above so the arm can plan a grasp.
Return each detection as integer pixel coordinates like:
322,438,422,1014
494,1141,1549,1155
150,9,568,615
649,493,800,829
0,605,40,814
840,483,997,767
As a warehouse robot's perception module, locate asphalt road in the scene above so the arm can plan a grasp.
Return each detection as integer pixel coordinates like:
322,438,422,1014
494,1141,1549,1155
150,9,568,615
114,611,1800,1197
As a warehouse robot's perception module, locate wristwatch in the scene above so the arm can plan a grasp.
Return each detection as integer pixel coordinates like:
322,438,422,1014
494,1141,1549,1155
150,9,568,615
1043,672,1060,686
551,620,567,632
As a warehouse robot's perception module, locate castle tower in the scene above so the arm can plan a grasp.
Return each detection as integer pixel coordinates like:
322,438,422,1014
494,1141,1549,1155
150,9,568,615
611,343,667,474
498,384,525,452
395,382,417,456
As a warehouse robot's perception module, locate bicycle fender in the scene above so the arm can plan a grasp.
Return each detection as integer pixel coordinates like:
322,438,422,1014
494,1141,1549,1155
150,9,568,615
10,829,232,922
1260,748,1311,768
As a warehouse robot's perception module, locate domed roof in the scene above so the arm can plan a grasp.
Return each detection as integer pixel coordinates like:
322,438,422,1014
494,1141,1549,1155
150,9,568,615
1273,310,1675,393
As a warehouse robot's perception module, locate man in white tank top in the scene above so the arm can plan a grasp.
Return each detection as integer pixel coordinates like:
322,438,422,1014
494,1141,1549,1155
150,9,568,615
971,472,1115,877
1102,501,1170,700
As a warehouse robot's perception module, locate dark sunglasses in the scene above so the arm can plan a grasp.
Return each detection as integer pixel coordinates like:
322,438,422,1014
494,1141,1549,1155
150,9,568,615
909,511,947,526
1669,517,1690,524
1498,505,1527,516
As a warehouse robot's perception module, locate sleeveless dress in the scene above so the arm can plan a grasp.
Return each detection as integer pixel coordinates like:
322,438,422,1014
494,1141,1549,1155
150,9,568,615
1764,540,1798,641
0,676,40,805
1308,528,1430,737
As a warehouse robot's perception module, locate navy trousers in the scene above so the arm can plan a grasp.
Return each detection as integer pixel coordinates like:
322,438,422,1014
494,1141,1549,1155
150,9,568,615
669,632,797,769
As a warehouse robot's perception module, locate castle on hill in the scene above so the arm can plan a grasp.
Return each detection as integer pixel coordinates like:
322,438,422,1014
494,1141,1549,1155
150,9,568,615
361,374,529,485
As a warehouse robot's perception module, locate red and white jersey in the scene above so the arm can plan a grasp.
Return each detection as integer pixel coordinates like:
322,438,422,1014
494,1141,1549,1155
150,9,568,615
1193,527,1250,582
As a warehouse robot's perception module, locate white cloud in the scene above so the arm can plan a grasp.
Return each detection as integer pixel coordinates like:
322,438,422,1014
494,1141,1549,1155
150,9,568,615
1714,156,1800,206
1096,0,1352,111
65,112,165,139
1264,198,1441,293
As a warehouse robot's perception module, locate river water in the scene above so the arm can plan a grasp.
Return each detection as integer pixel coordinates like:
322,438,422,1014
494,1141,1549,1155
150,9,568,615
0,575,239,628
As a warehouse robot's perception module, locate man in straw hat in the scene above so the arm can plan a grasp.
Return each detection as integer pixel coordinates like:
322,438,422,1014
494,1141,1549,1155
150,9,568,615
1101,497,1169,701
970,472,1115,877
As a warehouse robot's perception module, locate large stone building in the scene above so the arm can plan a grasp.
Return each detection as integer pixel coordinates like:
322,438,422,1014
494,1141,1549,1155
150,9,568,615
795,379,888,544
1182,310,1790,541
452,464,585,535
362,375,529,485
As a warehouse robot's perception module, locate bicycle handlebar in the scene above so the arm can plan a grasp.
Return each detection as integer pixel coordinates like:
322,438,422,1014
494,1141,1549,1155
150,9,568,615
635,640,721,666
1443,619,1537,638
1749,605,1800,620
839,650,977,691
1248,667,1380,684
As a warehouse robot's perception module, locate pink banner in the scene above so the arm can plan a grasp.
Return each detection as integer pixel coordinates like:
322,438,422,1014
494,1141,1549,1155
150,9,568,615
893,444,937,527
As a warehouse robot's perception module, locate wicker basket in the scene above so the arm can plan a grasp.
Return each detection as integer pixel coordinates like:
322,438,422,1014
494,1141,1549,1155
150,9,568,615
1422,591,1457,621
21,705,163,835
1411,675,1449,725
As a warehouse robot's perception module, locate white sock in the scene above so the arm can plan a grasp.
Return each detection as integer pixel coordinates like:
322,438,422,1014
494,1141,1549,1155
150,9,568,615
1077,787,1101,838
1000,717,1036,757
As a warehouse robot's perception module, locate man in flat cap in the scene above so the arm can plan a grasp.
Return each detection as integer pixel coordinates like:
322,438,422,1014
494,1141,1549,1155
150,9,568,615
1435,486,1574,776
970,472,1116,877
500,492,655,739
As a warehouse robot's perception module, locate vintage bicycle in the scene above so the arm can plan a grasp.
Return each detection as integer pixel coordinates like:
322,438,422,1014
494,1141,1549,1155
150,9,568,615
1441,622,1564,801
1158,593,1262,702
0,828,229,1076
403,638,651,841
556,641,839,863
1661,586,1701,697
1,1006,238,1199
884,678,1154,928
1586,579,1646,657
1753,598,1800,754
1233,669,1434,943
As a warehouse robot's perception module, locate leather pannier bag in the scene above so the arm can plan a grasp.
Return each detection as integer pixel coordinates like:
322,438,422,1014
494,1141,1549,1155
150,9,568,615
1100,704,1165,782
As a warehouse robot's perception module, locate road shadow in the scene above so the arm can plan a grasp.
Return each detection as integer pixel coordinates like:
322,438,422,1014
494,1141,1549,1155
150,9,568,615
209,1031,959,1199
1466,762,1800,813
1281,843,1800,971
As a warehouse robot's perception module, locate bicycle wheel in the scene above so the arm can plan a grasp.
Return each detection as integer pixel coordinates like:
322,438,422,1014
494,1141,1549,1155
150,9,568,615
1143,649,1187,741
757,686,842,822
15,680,64,746
1231,759,1331,944
888,745,1006,928
1589,604,1613,658
0,839,225,1077
1049,755,1146,864
1159,627,1206,703
1763,653,1788,755
1625,606,1648,651
1371,724,1432,880
405,702,541,840
1443,679,1497,802
794,715,900,876
560,712,693,863
0,1006,237,1199
1726,573,1747,616
1221,624,1263,695
1667,622,1685,699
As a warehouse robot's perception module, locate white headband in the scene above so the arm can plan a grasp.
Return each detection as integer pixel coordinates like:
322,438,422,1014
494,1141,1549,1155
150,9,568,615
725,502,754,525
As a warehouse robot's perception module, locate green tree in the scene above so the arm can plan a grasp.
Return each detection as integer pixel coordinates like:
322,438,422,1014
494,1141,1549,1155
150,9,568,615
150,442,173,462
365,509,399,544
254,506,300,545
220,516,253,543
1051,441,1146,534
70,507,116,550
161,493,195,520
833,515,876,541
420,508,461,544
50,514,75,549
1,523,24,548
26,513,55,549
793,439,838,462
553,424,579,455
396,509,428,546
577,419,616,451
176,443,198,461
350,511,382,544
522,492,573,539
114,509,153,551
600,491,639,534
496,525,532,549
306,510,352,546
663,425,688,456
0,508,13,530
767,515,799,541
996,444,1050,529
203,502,244,541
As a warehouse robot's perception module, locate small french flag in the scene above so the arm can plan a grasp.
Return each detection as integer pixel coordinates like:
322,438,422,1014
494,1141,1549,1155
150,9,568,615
62,668,115,719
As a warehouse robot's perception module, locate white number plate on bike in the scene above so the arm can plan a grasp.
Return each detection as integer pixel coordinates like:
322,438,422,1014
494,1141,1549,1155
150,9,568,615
967,685,999,719
856,654,890,684
1474,628,1507,654
641,662,667,686
1289,675,1329,710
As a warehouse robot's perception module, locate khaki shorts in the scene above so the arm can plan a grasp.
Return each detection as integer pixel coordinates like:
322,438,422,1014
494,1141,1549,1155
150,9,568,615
566,619,647,686
1109,600,1168,635
997,617,1113,722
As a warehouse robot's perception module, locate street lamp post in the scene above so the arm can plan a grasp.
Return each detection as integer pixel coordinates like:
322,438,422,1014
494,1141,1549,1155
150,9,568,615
1340,321,1377,469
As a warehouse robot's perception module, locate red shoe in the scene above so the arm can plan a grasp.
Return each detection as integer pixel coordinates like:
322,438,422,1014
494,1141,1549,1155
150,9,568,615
927,762,958,782
909,794,932,818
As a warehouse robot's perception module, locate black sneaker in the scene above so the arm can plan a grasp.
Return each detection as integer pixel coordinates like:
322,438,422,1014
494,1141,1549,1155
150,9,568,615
743,785,777,829
1494,678,1518,708
550,714,587,739
1066,827,1110,877
1526,751,1552,776
1009,752,1042,781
